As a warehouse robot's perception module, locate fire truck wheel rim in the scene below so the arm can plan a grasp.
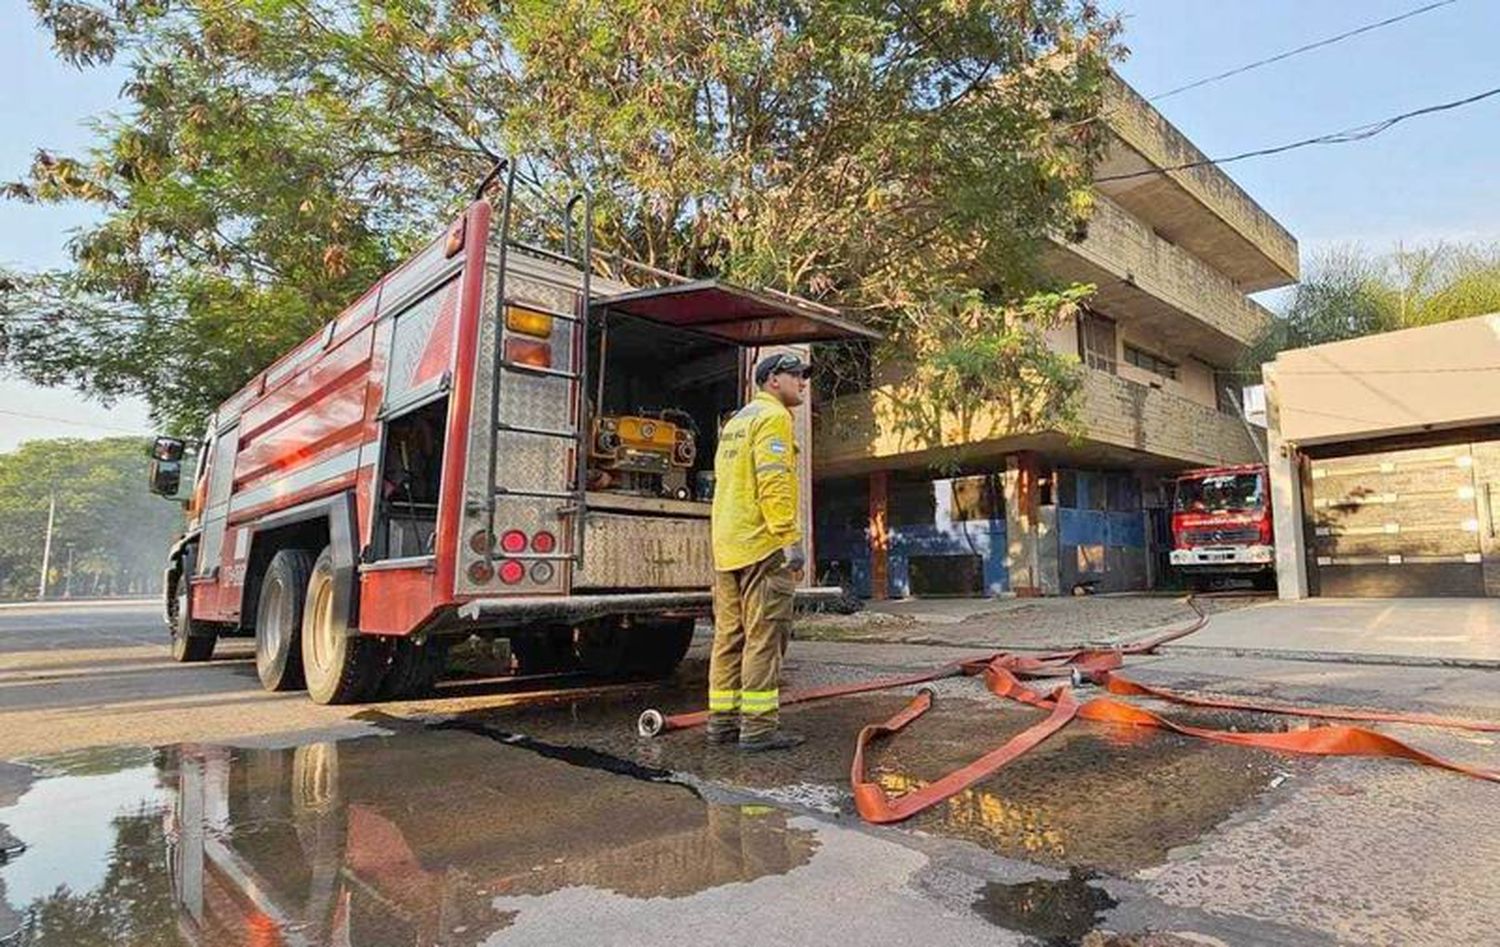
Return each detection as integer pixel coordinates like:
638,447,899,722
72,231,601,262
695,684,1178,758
307,575,335,672
257,580,287,669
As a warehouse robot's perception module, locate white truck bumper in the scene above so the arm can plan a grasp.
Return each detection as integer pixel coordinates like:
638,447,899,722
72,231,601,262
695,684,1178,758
1170,545,1274,568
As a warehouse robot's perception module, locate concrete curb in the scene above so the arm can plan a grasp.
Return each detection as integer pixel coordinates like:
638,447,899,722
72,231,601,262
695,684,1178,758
1157,643,1500,672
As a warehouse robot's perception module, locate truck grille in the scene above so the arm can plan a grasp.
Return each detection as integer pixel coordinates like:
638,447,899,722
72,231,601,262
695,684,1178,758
1184,527,1259,546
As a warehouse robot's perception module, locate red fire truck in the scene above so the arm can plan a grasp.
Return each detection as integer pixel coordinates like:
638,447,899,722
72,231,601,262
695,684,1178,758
1168,463,1275,589
148,164,875,703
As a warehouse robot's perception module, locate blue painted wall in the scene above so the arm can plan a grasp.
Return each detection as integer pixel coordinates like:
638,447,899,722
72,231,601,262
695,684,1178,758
814,475,1008,598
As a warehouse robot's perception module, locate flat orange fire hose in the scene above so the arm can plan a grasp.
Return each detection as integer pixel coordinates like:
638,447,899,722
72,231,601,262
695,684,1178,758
635,597,1500,824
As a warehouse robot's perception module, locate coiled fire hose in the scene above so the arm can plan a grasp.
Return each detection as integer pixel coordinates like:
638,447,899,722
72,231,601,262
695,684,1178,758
637,597,1500,824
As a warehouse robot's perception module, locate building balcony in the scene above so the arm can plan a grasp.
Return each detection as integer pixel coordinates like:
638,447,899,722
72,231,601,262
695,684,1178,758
1095,75,1299,293
813,367,1262,476
1046,194,1274,363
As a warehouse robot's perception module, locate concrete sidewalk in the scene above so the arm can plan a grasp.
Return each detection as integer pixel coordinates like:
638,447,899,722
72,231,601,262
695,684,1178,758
797,593,1263,651
1159,597,1500,668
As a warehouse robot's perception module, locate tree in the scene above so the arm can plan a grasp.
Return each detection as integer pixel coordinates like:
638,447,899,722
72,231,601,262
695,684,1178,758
5,1,1117,436
0,437,182,599
1246,241,1500,366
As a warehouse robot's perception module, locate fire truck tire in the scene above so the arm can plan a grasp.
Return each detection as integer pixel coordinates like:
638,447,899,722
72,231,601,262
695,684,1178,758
374,638,447,700
629,617,696,676
575,616,695,678
256,549,312,691
302,547,380,704
511,626,580,675
169,572,216,663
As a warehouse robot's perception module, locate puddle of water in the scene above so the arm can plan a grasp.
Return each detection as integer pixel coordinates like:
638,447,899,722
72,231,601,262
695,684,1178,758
0,754,170,917
463,686,1283,874
0,729,818,946
972,868,1118,946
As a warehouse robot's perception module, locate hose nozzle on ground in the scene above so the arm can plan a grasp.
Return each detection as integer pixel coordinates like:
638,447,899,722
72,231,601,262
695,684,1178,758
637,708,665,738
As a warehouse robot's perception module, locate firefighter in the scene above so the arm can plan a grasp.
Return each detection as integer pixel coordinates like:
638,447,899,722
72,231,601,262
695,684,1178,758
706,352,810,752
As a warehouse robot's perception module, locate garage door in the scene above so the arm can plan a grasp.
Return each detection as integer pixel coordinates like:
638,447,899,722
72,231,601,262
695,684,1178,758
1309,443,1483,597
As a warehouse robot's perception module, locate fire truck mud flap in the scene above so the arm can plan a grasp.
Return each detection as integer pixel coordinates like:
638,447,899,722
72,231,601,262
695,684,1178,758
456,586,845,625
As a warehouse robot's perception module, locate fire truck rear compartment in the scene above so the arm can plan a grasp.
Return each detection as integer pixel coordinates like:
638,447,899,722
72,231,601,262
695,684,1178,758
590,312,739,497
571,314,737,590
378,397,448,560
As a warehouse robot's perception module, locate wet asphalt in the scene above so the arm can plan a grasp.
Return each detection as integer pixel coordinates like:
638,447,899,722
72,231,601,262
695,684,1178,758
1,603,1499,945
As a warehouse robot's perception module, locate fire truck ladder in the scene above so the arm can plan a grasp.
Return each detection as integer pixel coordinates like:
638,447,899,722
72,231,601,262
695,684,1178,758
483,161,593,571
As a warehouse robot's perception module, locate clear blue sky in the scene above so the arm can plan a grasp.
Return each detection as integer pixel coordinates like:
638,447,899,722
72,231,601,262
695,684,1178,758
1,0,1498,447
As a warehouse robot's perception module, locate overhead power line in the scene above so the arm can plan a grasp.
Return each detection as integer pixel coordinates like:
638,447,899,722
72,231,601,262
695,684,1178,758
0,408,150,435
1147,0,1461,103
1094,84,1500,184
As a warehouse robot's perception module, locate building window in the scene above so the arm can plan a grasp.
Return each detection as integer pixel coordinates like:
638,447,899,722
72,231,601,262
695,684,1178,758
949,474,1004,522
1078,313,1117,374
1214,369,1242,416
1124,344,1177,380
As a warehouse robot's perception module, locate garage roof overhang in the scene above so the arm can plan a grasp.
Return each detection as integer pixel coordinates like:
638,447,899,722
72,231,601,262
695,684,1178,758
1269,314,1500,448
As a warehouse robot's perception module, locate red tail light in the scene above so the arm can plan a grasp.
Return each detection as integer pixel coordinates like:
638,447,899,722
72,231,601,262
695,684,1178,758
500,530,528,554
505,337,552,369
531,531,556,554
498,560,525,584
467,561,494,583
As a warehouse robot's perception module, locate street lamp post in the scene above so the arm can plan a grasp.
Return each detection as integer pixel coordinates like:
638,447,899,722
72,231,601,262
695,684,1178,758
37,493,56,601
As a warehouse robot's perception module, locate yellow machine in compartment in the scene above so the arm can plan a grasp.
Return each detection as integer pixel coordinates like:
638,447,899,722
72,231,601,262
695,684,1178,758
588,414,697,498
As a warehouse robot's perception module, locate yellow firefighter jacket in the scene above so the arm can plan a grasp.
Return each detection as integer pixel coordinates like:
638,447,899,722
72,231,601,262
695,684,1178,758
711,391,802,571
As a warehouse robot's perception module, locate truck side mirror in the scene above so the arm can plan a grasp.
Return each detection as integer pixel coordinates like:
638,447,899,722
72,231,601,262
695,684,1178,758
149,458,182,498
148,436,186,498
151,436,185,462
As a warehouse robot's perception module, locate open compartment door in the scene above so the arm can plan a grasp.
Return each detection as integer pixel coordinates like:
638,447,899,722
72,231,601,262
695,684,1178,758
592,279,880,344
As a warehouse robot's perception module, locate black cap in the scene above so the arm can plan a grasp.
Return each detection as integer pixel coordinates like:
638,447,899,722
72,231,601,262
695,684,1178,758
754,352,811,386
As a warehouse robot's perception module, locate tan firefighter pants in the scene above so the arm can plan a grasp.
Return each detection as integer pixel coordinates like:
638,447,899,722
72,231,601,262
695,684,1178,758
708,551,795,741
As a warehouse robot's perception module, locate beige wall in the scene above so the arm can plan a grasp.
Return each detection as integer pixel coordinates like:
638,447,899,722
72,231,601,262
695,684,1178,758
1107,323,1220,410
813,366,1259,472
1267,314,1500,446
1098,76,1298,291
1050,194,1274,353
1043,312,1078,358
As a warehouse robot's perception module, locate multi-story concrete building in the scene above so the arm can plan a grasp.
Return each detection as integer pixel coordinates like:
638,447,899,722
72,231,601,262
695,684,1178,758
813,76,1298,598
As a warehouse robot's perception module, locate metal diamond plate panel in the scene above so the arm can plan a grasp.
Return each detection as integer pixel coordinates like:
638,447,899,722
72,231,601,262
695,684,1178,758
499,372,573,432
573,513,713,590
496,431,574,494
455,265,502,597
507,271,578,321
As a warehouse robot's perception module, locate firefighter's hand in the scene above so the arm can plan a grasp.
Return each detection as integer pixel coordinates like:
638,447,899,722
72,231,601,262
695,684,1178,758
782,542,806,575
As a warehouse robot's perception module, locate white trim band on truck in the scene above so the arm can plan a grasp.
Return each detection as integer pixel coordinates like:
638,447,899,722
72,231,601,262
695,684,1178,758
1170,545,1275,567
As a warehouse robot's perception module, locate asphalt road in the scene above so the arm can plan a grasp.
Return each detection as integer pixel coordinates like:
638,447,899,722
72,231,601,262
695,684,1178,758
1,601,1498,946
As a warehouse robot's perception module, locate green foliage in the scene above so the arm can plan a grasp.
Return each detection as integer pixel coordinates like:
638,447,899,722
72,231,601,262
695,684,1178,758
1247,242,1500,366
0,437,181,599
7,0,1118,435
880,284,1090,467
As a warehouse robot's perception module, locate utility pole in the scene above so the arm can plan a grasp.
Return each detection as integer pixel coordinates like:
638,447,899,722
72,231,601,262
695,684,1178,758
37,493,56,601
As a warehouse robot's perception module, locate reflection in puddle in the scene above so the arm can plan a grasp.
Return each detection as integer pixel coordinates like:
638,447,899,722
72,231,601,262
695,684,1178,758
465,687,1283,875
972,869,1117,946
878,773,1067,859
866,718,1280,873
0,731,818,946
